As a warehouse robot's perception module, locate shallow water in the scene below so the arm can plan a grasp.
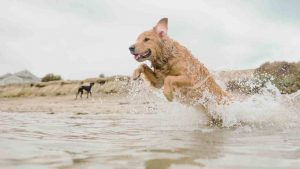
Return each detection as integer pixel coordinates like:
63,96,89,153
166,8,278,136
1,100,300,169
1,81,300,169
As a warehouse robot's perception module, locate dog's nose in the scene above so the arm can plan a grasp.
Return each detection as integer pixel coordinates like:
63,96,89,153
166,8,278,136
129,45,135,53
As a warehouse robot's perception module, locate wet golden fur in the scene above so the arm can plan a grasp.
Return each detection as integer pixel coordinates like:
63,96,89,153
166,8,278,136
130,18,228,107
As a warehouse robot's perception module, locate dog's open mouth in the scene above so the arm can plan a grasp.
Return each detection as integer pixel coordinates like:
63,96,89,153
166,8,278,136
133,49,151,61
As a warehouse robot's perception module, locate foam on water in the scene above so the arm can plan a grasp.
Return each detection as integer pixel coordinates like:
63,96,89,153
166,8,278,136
212,81,299,128
128,79,299,129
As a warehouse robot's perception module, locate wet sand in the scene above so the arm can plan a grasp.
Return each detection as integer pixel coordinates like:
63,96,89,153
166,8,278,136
0,95,137,114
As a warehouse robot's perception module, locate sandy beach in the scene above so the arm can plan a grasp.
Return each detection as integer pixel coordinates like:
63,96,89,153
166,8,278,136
0,95,131,114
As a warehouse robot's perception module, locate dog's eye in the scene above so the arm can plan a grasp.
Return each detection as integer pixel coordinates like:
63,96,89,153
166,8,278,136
144,38,150,42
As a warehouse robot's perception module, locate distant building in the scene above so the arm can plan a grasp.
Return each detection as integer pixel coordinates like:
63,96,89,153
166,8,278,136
0,70,40,85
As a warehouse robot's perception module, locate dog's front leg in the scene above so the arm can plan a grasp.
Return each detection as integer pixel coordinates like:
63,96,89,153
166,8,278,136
132,64,163,88
132,64,145,80
163,75,193,101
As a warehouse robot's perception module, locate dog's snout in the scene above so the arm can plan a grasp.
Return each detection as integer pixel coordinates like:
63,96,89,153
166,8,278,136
129,45,135,53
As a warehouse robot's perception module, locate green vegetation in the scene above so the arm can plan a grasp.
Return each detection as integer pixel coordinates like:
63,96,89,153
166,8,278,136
226,61,300,94
41,73,62,82
254,61,300,94
226,78,262,94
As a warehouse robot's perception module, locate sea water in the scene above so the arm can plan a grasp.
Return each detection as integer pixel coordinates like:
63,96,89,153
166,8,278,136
0,79,299,169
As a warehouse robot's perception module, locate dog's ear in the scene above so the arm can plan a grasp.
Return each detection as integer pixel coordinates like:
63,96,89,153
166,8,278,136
154,18,168,38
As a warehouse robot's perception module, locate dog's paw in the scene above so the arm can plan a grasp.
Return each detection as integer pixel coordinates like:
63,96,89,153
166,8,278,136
132,69,142,80
132,64,148,80
163,89,174,102
140,63,148,69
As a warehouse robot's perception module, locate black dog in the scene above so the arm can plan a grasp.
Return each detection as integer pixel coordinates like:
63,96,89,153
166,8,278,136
76,82,95,99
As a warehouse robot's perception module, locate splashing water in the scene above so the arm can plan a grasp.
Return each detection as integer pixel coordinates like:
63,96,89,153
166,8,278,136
210,87,297,128
127,79,209,131
128,78,299,129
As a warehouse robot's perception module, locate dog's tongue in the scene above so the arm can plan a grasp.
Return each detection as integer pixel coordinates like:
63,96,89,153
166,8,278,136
134,54,139,59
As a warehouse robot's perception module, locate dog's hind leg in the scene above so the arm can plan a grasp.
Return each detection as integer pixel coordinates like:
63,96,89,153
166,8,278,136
75,89,81,99
80,91,83,99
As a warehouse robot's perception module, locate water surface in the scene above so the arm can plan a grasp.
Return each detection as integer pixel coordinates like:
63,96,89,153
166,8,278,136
1,102,300,169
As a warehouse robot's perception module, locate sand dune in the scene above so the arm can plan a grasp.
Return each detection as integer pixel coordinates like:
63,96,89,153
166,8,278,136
0,76,130,98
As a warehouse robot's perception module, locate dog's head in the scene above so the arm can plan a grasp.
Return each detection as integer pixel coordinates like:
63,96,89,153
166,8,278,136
129,18,168,62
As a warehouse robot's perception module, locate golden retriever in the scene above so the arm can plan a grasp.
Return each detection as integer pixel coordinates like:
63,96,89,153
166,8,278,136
129,18,228,109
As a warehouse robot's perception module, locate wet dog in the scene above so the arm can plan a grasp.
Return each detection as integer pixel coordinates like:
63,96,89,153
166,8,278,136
129,18,228,109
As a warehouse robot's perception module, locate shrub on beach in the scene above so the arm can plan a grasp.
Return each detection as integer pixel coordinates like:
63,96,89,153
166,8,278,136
226,61,300,94
99,74,105,78
226,78,263,94
254,61,300,94
41,73,62,82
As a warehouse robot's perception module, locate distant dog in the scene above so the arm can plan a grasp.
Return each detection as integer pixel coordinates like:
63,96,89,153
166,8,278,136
129,18,228,109
75,82,95,99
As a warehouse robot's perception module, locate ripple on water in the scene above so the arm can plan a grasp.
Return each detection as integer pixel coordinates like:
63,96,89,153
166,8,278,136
0,81,300,169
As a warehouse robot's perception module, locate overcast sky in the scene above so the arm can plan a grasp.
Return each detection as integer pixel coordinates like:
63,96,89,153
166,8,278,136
0,0,299,79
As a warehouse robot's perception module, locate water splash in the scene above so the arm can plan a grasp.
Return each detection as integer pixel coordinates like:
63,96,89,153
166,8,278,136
127,78,299,129
207,79,299,128
127,79,208,131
